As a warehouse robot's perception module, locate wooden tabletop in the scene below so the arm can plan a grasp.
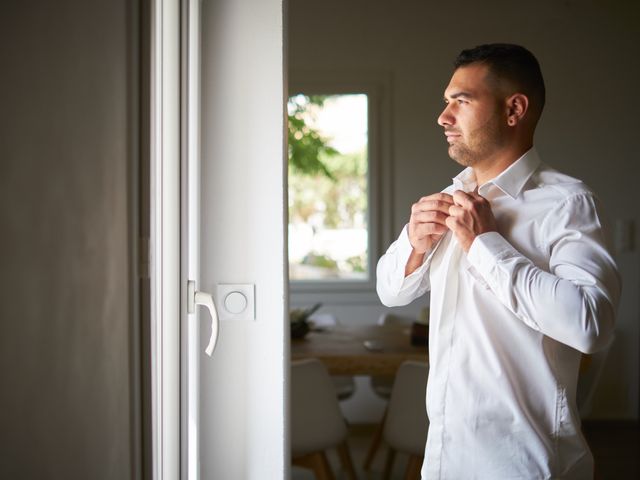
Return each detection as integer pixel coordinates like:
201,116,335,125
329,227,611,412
291,324,428,376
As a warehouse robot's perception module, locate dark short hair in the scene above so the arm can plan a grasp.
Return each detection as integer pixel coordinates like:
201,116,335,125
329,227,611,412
454,43,546,119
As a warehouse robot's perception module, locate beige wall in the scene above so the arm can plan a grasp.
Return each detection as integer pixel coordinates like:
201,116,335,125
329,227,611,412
289,0,640,419
0,1,138,478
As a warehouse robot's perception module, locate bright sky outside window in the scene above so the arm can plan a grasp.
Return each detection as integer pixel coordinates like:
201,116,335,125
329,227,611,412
288,94,369,281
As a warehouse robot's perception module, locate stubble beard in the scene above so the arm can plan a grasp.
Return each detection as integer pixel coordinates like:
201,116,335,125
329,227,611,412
447,119,506,168
448,143,475,167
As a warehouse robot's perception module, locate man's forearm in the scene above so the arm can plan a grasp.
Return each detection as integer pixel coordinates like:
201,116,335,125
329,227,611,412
405,249,426,277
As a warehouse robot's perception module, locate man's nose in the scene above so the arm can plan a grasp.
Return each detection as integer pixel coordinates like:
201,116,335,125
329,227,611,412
437,105,453,127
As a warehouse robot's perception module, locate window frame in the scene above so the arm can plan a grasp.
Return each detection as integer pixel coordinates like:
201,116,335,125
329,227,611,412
288,72,392,296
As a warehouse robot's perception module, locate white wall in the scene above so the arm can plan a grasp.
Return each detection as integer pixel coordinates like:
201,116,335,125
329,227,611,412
200,0,287,478
289,0,640,420
0,1,138,478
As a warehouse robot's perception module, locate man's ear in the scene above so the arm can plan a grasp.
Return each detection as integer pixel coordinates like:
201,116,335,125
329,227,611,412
506,93,529,126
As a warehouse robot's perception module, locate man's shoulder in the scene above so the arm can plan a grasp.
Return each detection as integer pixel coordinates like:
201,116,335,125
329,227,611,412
530,162,595,200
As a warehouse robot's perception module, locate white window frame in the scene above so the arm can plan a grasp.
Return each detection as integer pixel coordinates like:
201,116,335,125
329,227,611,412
288,72,393,298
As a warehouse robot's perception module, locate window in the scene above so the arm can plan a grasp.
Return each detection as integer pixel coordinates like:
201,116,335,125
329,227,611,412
288,93,369,281
287,75,391,296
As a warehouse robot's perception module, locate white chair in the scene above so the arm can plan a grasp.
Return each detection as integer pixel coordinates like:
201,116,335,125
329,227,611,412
382,360,429,480
370,313,413,397
309,312,356,401
577,339,614,418
363,312,413,469
291,359,358,480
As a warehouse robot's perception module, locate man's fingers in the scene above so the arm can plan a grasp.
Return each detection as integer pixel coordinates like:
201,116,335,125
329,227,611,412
425,192,454,202
448,204,464,217
469,189,485,201
416,192,454,206
445,215,463,232
453,189,490,209
412,199,454,215
452,190,475,207
411,222,448,238
411,210,449,225
407,192,457,250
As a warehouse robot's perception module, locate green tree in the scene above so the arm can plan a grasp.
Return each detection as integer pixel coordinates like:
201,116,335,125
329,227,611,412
287,95,338,180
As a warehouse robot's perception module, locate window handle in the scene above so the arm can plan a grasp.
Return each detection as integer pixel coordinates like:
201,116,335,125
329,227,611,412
187,280,219,356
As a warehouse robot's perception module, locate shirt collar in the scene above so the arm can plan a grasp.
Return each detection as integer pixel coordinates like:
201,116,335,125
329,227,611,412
452,148,541,199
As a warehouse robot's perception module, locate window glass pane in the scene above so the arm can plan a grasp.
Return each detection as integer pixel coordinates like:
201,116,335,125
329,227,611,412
288,94,368,281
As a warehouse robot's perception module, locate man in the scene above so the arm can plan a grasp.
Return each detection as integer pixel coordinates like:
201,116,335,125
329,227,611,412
376,44,621,479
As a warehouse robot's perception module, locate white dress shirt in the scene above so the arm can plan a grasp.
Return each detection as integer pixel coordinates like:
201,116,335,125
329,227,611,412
376,149,621,479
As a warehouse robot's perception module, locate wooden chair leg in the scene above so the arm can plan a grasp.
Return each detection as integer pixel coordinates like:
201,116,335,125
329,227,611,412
404,454,423,480
382,448,396,480
293,452,336,480
336,441,358,480
363,407,387,470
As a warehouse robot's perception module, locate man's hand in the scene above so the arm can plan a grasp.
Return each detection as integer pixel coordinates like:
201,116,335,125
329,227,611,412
408,192,454,253
405,193,454,276
446,190,497,252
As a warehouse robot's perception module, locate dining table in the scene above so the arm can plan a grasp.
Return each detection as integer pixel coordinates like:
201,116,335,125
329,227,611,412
291,323,428,376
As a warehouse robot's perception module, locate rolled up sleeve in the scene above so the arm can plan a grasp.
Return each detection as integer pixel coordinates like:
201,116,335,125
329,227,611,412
376,225,434,307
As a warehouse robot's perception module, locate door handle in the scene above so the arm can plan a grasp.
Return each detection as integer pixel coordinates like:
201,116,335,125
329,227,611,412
187,280,219,356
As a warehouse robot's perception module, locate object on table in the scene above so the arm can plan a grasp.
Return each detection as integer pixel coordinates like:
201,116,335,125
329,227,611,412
363,340,385,352
290,302,322,339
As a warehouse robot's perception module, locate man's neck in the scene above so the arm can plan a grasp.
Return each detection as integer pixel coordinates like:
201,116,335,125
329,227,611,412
472,143,532,186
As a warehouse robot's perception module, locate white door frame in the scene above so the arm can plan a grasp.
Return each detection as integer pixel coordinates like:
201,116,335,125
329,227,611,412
180,0,204,479
149,0,181,478
198,0,288,478
148,1,288,479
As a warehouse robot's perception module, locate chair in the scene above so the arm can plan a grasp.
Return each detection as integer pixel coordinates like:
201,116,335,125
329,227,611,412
309,312,356,401
363,313,413,469
370,313,413,397
381,360,429,480
291,359,358,480
577,339,614,418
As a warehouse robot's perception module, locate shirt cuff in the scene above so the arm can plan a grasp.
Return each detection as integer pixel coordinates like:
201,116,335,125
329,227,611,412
467,231,518,279
390,225,431,289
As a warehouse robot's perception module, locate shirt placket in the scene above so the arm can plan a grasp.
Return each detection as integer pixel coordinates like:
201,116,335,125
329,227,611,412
425,236,463,478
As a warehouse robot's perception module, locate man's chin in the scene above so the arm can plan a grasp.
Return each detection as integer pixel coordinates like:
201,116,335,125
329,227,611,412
447,146,472,167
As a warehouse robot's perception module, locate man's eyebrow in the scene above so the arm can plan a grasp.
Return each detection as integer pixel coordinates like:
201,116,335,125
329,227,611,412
448,91,473,100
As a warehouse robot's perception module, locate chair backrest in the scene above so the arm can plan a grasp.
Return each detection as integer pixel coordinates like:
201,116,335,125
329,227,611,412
383,361,429,456
577,339,614,418
290,359,348,457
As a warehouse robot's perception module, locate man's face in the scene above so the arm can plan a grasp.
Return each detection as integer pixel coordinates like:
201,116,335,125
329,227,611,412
437,63,508,167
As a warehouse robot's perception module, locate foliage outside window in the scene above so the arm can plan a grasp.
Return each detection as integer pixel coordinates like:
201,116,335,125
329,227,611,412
288,94,369,281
